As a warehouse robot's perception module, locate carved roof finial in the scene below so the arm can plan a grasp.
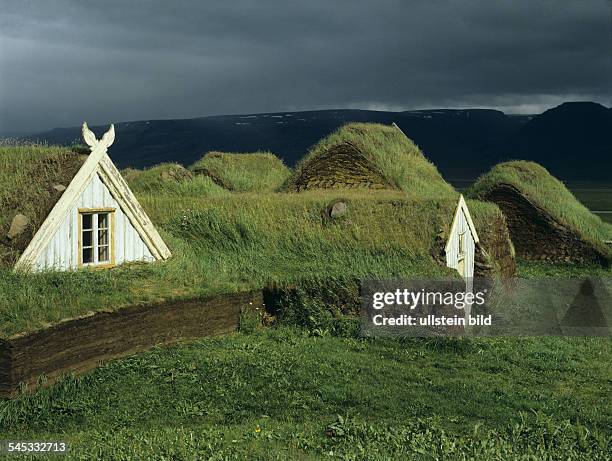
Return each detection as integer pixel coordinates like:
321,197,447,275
82,122,115,151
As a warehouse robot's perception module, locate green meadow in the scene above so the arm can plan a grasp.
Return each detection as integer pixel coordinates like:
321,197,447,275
0,319,610,460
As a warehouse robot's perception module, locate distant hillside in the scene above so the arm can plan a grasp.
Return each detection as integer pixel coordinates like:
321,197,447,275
508,102,612,180
26,103,612,181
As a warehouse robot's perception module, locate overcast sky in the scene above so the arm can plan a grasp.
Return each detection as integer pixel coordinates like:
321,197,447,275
1,0,611,133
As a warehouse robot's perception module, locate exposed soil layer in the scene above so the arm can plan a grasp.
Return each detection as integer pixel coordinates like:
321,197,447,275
474,211,516,278
288,142,392,191
480,184,609,265
0,291,263,398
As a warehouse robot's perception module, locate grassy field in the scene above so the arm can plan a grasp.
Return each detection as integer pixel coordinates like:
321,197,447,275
0,323,609,459
0,262,610,459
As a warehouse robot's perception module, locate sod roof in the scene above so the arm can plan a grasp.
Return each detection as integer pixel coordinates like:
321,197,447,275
286,123,456,200
467,161,612,254
123,163,230,197
190,151,291,192
0,145,87,267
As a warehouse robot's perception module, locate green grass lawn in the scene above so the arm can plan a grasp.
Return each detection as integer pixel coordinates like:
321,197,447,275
0,328,609,460
0,261,610,460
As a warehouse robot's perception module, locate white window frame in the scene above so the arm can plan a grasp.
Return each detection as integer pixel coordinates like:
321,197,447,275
78,208,115,268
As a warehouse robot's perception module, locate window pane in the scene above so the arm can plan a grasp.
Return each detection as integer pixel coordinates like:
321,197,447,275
82,230,92,247
98,229,108,246
82,214,92,230
83,247,93,264
98,245,109,262
98,213,108,229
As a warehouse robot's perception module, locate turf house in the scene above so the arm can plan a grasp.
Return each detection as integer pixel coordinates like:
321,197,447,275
287,122,485,280
0,123,171,271
467,161,611,266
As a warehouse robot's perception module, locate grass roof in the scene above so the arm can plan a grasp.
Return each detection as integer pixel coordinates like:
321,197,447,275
286,123,456,200
190,151,291,192
0,144,86,267
123,163,229,197
467,161,612,250
0,189,469,337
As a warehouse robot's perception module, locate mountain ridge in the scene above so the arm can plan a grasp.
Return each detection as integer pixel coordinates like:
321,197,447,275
25,102,611,181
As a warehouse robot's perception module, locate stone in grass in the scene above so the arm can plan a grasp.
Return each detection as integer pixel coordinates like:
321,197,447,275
7,214,29,240
53,184,67,192
329,201,348,219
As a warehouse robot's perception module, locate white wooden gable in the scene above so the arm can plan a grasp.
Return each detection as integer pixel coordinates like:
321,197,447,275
445,195,479,279
14,123,171,271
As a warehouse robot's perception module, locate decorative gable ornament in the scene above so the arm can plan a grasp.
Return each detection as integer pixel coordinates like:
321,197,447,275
15,122,171,271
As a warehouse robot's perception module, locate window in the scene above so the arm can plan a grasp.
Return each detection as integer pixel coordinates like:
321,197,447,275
458,231,466,256
79,209,114,267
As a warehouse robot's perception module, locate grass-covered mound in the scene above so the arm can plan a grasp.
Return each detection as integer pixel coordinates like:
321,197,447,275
191,151,291,192
467,161,612,265
0,185,518,337
286,123,456,199
123,163,229,197
0,145,86,267
0,190,461,337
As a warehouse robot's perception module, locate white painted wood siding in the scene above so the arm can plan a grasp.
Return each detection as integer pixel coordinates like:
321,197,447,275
445,207,476,279
34,171,153,271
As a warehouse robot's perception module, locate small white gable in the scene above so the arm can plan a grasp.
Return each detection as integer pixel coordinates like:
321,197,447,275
33,173,154,270
445,195,479,279
15,123,171,272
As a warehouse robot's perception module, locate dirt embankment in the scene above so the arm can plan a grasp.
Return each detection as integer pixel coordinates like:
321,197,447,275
474,210,516,278
0,291,262,398
481,184,609,265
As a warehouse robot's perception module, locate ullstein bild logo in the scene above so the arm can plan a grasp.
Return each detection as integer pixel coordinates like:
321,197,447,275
361,278,612,337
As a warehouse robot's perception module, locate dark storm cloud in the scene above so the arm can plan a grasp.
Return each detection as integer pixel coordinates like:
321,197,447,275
1,0,610,133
